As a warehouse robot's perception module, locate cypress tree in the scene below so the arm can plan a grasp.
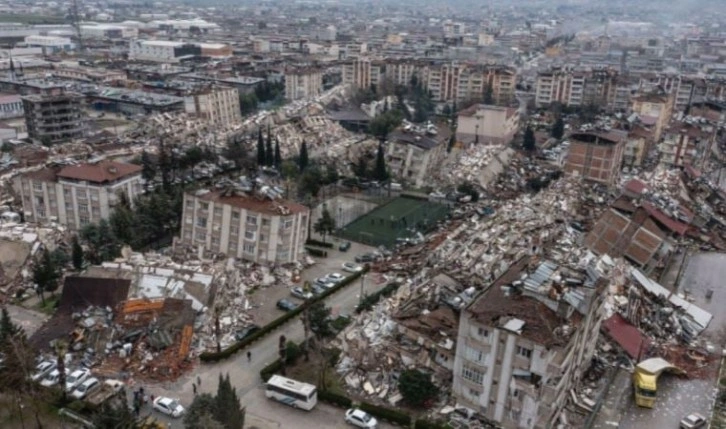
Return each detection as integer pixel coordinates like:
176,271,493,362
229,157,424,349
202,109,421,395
256,128,265,166
298,140,309,172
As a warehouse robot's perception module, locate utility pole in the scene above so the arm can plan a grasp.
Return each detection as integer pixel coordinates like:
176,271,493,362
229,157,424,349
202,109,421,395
359,273,366,306
71,0,84,54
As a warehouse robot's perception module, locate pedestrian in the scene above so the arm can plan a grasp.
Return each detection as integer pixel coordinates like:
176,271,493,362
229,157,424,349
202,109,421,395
197,375,201,386
139,386,145,399
150,394,155,404
192,383,197,395
247,351,251,362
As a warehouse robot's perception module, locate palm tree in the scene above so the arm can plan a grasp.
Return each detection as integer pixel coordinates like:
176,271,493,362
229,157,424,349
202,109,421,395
54,340,68,401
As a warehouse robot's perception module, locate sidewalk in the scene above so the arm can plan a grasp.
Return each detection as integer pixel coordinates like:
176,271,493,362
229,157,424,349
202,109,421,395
591,368,631,429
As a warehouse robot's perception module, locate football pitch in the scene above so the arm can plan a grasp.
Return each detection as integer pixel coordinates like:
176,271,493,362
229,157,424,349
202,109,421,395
336,196,449,247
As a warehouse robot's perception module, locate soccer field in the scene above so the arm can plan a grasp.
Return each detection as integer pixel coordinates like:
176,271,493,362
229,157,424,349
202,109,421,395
336,197,449,247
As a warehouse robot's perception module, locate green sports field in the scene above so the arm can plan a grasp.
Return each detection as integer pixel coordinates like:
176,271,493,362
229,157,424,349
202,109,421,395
336,197,449,247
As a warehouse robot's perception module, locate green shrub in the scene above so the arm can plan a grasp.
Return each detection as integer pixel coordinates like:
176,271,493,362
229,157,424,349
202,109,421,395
305,239,333,248
260,359,284,382
318,390,352,408
330,315,352,333
285,341,302,364
306,247,328,257
359,402,412,426
415,419,454,429
201,268,369,362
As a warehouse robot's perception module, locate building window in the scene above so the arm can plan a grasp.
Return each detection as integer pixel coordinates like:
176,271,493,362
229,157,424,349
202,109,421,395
79,215,90,225
283,219,294,229
260,234,266,242
78,203,88,213
516,346,532,359
245,230,256,240
243,243,255,253
232,210,240,220
478,327,489,337
461,365,484,384
262,218,270,226
33,182,43,191
214,207,223,217
195,230,206,241
464,345,484,363
246,215,257,225
196,217,207,228
469,388,481,398
185,216,193,224
230,225,239,235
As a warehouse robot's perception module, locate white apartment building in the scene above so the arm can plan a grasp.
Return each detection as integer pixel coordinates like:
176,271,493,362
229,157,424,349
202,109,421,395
456,104,519,145
24,35,74,53
0,94,23,119
284,68,323,101
184,86,241,126
129,40,203,63
179,189,309,264
452,258,606,429
342,58,373,89
385,128,449,187
535,69,586,107
13,161,143,230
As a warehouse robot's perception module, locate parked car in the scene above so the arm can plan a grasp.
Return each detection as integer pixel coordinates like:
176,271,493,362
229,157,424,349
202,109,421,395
31,361,56,382
342,262,363,273
314,277,336,290
339,241,351,252
71,377,100,400
311,283,327,296
234,324,261,342
354,253,377,263
276,299,298,312
40,368,68,387
153,396,185,418
345,408,378,428
65,368,91,392
680,413,707,429
290,287,314,300
324,273,345,284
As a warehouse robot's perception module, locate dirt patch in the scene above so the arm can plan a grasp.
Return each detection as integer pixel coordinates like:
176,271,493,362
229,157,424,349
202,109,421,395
0,239,31,286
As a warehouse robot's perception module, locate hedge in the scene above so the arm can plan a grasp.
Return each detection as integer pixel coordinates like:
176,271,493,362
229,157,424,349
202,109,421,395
305,238,334,248
200,267,369,362
260,359,284,382
318,390,353,408
306,247,328,257
359,401,412,426
355,282,401,313
415,419,454,429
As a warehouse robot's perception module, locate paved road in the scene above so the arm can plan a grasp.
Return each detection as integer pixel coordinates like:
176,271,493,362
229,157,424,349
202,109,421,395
142,256,390,428
6,304,49,336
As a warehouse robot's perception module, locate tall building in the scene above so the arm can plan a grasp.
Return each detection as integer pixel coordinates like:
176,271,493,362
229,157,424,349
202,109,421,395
564,130,626,185
535,68,586,107
425,63,516,106
22,92,85,144
179,189,309,264
13,161,143,229
631,90,674,142
184,86,242,126
284,67,323,101
659,120,716,169
342,58,372,90
452,257,606,429
385,126,450,187
456,104,519,145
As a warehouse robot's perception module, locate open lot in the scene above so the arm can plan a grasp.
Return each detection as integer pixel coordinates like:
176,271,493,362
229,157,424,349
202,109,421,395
336,196,449,247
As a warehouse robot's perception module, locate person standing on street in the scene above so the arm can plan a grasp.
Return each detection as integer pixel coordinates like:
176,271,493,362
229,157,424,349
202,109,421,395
247,351,251,362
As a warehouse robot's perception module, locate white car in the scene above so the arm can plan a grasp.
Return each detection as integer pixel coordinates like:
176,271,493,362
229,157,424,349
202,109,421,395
325,273,345,284
680,413,707,429
65,368,91,392
153,396,185,418
342,262,363,273
71,377,100,399
345,408,377,428
40,368,68,387
31,361,56,382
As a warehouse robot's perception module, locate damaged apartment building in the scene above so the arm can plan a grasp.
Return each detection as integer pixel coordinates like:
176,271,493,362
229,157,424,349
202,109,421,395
452,256,608,429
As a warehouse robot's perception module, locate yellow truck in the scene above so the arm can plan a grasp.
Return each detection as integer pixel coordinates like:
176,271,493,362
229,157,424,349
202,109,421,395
632,357,684,408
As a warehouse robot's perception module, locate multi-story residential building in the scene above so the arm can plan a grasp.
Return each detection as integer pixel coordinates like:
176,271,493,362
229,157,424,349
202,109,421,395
385,59,420,87
452,257,606,429
22,92,85,145
284,67,323,101
425,63,516,106
659,120,716,169
342,58,373,90
631,90,674,142
564,130,626,185
622,125,654,167
535,68,586,107
178,188,309,264
13,161,143,229
385,126,450,187
0,94,23,118
184,85,241,126
129,40,211,63
456,104,519,145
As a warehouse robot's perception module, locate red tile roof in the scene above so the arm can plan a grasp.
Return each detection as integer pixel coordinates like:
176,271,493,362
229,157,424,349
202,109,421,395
624,179,647,195
602,313,651,360
193,190,309,216
57,161,142,184
642,202,690,236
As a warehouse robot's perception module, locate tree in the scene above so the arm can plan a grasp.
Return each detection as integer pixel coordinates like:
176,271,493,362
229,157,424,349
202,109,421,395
32,248,60,305
214,374,245,429
313,206,336,243
109,203,135,246
81,219,121,264
0,307,20,343
265,125,274,167
256,128,266,166
308,302,333,338
551,116,565,139
92,403,142,429
324,164,339,185
224,138,248,171
140,150,156,184
398,369,439,407
483,82,494,105
71,236,83,270
156,142,173,191
54,340,68,401
353,155,369,179
239,93,258,115
523,126,536,152
184,393,217,428
298,167,322,198
274,139,282,170
368,110,403,139
373,142,389,182
298,140,309,172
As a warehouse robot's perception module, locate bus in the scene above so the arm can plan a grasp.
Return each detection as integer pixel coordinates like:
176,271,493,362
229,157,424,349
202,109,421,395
265,375,318,410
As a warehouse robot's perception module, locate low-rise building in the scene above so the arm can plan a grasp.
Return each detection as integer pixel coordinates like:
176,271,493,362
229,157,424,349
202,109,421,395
13,160,143,229
564,130,626,185
284,67,323,101
452,257,606,429
456,104,519,145
179,188,309,264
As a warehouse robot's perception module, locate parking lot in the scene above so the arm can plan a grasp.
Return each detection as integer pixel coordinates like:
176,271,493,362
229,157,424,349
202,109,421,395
247,239,376,327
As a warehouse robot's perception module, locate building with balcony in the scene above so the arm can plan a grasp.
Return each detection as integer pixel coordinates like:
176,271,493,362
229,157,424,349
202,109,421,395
183,85,241,126
179,188,309,264
385,125,451,187
631,90,674,142
659,119,716,169
13,161,143,230
564,130,627,185
456,104,519,145
284,67,323,101
452,257,606,429
22,92,85,145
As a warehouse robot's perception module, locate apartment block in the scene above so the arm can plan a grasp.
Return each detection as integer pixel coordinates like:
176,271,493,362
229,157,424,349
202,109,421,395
425,63,516,106
22,92,85,144
385,127,450,187
659,120,716,169
456,104,519,145
13,161,143,229
384,60,420,87
564,130,626,185
179,189,309,264
342,58,372,89
535,68,586,107
452,258,606,429
631,90,674,142
284,67,323,101
184,85,241,126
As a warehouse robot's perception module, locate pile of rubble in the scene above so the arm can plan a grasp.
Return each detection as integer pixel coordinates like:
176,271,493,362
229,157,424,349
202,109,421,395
437,145,515,188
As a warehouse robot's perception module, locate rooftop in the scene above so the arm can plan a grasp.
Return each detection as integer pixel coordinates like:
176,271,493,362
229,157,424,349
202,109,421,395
192,189,309,216
28,160,144,184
